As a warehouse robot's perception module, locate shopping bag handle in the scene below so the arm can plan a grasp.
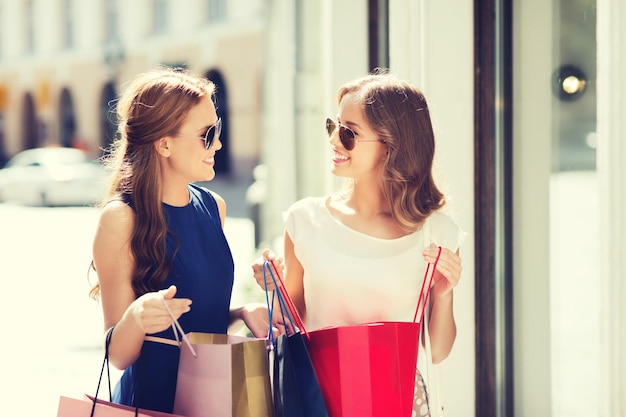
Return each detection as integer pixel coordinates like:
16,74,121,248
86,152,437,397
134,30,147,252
264,246,441,333
263,260,310,339
270,260,309,337
412,245,442,323
160,293,198,357
264,267,296,347
263,260,301,339
89,327,142,417
91,327,115,409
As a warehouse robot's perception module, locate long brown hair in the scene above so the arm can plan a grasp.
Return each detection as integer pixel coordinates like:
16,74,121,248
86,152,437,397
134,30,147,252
337,69,445,230
90,67,216,299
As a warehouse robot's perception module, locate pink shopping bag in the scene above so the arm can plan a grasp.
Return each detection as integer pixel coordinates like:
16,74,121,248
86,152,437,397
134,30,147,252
172,332,274,417
57,327,184,417
57,395,184,417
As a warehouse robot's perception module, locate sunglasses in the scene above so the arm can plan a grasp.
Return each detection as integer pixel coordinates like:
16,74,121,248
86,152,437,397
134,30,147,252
175,118,222,150
325,118,384,151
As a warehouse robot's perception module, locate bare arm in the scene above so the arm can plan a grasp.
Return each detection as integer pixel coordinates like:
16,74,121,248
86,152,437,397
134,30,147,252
93,201,191,370
283,231,307,322
423,245,462,363
248,230,306,333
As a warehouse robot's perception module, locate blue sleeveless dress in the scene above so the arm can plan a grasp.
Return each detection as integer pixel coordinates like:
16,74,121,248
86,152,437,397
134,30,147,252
111,183,234,413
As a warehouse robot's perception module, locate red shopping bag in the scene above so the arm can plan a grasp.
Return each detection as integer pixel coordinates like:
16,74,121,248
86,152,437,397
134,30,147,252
267,247,441,417
306,321,420,417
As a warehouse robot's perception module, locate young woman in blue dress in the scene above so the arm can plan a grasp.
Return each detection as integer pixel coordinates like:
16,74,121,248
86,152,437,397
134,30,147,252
89,67,269,413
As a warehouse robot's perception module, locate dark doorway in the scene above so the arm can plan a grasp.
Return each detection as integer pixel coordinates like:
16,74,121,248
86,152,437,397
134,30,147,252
205,69,231,176
368,0,389,71
22,93,38,149
0,85,7,166
0,114,7,167
101,81,117,153
59,88,76,148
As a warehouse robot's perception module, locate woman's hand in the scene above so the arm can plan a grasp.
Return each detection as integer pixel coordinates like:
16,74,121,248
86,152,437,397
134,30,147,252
422,244,462,298
251,249,285,291
128,285,192,334
238,303,287,338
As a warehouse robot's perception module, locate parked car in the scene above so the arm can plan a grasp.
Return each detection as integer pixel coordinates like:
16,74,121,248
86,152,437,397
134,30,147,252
0,147,108,206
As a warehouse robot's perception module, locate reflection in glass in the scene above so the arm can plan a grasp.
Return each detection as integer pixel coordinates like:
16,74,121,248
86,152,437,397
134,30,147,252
550,1,599,415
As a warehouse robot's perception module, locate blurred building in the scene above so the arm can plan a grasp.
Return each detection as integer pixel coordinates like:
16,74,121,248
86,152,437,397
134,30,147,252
0,0,266,180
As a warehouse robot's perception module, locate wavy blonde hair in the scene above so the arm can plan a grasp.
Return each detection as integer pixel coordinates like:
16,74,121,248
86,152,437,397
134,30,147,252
338,69,445,230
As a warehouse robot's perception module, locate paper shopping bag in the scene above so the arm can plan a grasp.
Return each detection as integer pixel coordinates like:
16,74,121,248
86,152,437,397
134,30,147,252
263,261,329,417
173,332,273,417
265,247,442,417
57,326,185,417
272,331,329,417
57,395,185,417
306,321,421,417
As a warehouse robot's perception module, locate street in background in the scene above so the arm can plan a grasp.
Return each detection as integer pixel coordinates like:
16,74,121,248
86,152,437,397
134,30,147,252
0,202,258,416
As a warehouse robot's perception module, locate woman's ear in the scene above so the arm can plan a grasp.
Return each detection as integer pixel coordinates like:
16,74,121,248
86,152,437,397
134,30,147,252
154,137,171,157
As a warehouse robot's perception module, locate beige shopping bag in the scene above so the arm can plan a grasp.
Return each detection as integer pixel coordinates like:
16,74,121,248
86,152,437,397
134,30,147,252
173,332,273,417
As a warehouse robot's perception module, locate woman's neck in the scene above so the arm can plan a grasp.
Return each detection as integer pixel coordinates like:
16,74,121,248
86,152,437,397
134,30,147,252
161,180,191,207
343,181,390,218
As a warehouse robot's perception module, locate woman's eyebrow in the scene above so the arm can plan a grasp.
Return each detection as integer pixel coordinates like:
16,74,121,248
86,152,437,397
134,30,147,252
196,119,218,133
338,117,363,131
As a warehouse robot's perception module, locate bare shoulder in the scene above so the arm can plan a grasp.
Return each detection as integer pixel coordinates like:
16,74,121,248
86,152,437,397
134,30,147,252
96,199,135,238
93,200,135,286
209,190,227,225
209,190,226,213
209,190,226,207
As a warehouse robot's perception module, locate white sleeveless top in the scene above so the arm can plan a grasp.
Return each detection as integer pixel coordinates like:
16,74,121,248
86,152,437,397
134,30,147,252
284,196,467,331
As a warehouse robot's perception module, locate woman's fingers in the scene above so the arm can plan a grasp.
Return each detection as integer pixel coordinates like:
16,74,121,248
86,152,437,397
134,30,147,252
423,244,462,290
251,249,285,290
132,289,192,334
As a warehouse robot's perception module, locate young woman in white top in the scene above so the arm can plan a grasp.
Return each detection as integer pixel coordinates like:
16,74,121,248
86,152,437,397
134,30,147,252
253,69,466,416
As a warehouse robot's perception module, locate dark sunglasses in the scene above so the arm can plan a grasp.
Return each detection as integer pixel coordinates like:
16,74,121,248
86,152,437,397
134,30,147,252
175,118,222,150
325,118,383,151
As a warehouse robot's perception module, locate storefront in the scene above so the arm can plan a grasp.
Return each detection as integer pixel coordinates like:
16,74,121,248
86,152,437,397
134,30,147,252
262,1,624,415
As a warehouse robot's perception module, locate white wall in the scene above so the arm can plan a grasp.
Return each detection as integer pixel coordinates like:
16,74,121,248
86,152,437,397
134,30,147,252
513,0,554,414
597,0,626,413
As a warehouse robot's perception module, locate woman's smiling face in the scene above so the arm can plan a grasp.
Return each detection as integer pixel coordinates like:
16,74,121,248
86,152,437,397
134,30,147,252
330,92,387,180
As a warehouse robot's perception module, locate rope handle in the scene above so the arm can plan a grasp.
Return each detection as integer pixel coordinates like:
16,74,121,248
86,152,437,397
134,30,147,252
413,246,443,323
159,293,198,357
91,295,197,417
270,259,309,337
91,326,115,415
89,326,142,417
263,260,310,339
264,262,299,347
264,247,441,335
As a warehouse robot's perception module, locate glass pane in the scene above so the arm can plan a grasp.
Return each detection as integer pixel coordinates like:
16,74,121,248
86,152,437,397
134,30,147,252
153,0,168,34
550,0,598,415
552,1,596,172
209,0,227,22
63,0,74,49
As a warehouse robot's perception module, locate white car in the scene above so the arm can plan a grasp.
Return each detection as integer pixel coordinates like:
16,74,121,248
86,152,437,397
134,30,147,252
0,147,108,206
